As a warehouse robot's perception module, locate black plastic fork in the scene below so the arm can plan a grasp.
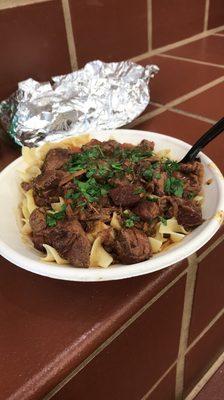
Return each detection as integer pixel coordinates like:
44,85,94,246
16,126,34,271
180,116,224,163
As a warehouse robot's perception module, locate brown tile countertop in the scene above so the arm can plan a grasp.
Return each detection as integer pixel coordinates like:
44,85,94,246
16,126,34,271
0,33,224,400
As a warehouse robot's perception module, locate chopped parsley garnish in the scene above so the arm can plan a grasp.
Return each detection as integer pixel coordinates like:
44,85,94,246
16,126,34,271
77,201,87,208
46,204,66,227
147,196,158,202
187,192,196,200
152,162,159,169
75,178,111,203
163,160,179,175
159,216,168,226
98,165,111,177
154,172,161,179
67,146,104,173
143,166,153,181
68,165,84,173
164,177,184,197
65,190,80,200
123,211,140,228
133,187,146,194
116,147,153,163
125,166,134,174
86,167,97,178
111,162,122,170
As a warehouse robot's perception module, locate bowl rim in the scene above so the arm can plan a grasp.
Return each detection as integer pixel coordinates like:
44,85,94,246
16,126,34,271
0,129,223,281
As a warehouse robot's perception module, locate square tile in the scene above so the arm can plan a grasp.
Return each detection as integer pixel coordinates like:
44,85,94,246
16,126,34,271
165,36,224,66
208,0,224,29
0,1,71,101
140,55,224,104
51,278,186,400
184,316,224,396
176,82,224,121
135,110,223,171
0,256,186,399
69,0,148,68
152,0,205,49
189,239,224,343
195,363,224,400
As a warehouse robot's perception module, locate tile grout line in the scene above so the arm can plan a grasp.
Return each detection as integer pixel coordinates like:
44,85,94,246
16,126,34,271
214,33,224,37
158,53,224,69
175,254,198,400
203,0,210,31
140,308,224,400
61,0,78,71
131,25,224,63
169,108,215,125
0,0,50,9
128,75,224,128
186,308,224,355
158,76,224,110
147,0,152,52
184,352,224,400
141,361,177,400
197,234,224,263
43,269,187,400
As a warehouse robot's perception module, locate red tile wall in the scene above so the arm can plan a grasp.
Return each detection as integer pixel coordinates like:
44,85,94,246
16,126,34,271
188,240,224,343
51,277,186,400
0,0,71,100
0,0,223,101
151,0,206,49
208,0,224,29
184,316,224,396
69,0,148,67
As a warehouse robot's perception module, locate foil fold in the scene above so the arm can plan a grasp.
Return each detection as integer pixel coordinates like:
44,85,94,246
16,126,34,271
0,60,159,147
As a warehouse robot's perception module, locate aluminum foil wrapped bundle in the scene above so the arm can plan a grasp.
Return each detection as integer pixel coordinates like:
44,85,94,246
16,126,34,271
0,60,159,147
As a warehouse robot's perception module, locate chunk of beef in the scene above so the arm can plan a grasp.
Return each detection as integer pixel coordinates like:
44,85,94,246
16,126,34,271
33,190,60,207
82,139,101,151
159,196,179,219
33,170,67,206
133,200,160,221
138,139,155,152
108,177,130,187
83,139,119,156
29,208,47,251
180,161,204,180
44,220,91,267
29,208,47,233
145,181,155,194
174,161,204,196
32,233,46,252
177,201,203,229
76,205,115,223
34,170,61,191
114,228,152,264
100,227,115,254
154,172,167,196
100,140,119,155
21,181,33,192
174,171,202,196
185,174,202,195
109,184,141,207
121,143,135,150
42,148,70,171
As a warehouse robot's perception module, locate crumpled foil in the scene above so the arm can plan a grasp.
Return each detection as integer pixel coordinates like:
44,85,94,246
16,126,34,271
0,60,159,147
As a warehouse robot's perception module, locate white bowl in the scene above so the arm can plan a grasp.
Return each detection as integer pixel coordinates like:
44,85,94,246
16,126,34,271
0,129,223,281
